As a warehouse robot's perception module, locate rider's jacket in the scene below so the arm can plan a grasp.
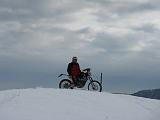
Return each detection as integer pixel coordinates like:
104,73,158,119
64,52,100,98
67,62,81,77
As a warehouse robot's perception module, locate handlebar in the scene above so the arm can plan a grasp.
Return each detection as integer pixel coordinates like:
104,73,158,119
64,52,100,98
82,68,91,72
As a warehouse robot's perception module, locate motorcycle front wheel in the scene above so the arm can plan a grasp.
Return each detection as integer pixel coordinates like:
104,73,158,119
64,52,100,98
88,80,102,92
59,79,72,89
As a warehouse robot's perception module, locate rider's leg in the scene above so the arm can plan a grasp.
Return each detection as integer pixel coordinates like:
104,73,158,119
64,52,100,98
69,76,75,89
72,76,75,84
71,76,77,86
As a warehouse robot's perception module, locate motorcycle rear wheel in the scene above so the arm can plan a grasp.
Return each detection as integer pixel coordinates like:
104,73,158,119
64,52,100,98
59,79,72,89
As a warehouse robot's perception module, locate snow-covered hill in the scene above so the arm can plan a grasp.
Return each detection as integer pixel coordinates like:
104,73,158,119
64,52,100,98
0,88,160,120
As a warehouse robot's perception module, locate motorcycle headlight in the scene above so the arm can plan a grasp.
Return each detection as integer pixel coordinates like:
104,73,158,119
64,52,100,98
88,72,91,76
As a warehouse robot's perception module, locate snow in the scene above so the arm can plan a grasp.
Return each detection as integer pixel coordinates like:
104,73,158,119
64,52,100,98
0,88,160,120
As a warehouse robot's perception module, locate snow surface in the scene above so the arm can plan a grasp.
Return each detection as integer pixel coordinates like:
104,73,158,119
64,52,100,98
0,88,160,120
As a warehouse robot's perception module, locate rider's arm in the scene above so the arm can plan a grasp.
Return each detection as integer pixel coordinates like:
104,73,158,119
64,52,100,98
67,63,71,75
77,63,81,72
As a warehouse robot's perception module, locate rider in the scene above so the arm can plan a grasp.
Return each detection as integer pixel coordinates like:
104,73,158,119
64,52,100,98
67,56,81,86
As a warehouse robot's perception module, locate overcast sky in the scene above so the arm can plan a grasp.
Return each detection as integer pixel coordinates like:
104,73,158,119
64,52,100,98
0,0,160,93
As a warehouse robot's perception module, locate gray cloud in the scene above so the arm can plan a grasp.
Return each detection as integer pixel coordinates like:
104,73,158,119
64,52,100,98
0,0,160,93
133,23,160,33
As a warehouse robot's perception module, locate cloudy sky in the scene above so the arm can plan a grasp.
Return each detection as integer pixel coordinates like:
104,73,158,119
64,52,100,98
0,0,160,93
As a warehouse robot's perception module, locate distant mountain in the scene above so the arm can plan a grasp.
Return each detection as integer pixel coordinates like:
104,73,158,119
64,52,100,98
132,88,160,100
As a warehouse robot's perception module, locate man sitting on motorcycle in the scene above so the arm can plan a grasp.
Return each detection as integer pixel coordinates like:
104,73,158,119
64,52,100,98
67,56,81,86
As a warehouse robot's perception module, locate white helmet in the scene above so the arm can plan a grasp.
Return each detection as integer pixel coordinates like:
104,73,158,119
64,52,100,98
72,56,78,62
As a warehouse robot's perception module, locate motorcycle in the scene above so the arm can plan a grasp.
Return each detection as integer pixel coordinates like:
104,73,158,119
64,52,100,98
58,68,102,92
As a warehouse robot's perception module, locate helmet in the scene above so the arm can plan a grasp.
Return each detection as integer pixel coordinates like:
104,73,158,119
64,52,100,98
72,56,78,62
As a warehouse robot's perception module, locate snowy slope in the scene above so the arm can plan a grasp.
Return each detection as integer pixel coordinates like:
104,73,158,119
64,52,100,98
0,88,160,120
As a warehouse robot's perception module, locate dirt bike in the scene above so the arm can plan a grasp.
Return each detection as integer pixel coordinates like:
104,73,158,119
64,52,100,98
58,68,102,92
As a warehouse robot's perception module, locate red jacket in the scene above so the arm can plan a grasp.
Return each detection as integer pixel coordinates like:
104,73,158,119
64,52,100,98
67,62,81,77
